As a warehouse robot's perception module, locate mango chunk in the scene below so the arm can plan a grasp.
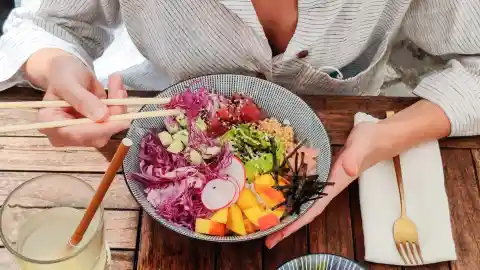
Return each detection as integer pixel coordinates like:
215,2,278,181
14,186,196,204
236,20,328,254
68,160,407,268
268,206,285,219
243,205,264,227
244,218,257,233
210,208,228,224
195,218,227,236
227,204,246,236
237,188,259,210
255,174,275,186
254,174,286,208
258,213,280,231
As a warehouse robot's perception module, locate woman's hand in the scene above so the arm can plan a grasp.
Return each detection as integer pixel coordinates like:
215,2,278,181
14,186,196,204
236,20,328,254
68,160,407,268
35,53,130,147
265,100,452,248
265,121,390,248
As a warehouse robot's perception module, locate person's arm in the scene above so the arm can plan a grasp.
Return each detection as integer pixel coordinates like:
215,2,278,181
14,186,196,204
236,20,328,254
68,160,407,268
0,0,121,90
382,0,480,141
265,1,480,248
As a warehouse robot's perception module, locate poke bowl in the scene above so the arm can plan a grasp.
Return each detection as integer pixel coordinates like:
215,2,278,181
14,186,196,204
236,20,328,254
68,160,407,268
123,74,332,242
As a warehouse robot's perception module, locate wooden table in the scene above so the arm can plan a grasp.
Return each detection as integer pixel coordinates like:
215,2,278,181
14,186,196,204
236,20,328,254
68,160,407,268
0,87,479,270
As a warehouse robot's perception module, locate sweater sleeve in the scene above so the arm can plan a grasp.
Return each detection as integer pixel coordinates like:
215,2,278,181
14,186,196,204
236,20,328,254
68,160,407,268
403,0,480,137
0,0,121,91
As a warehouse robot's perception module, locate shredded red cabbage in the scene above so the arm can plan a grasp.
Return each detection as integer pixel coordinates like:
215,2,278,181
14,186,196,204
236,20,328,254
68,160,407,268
131,165,198,188
131,127,233,229
146,181,186,208
164,86,210,119
157,185,209,230
164,85,218,148
189,122,216,148
135,131,188,176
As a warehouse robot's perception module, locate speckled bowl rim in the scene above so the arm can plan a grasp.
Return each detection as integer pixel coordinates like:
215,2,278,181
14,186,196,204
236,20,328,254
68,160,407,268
122,74,332,242
276,253,367,270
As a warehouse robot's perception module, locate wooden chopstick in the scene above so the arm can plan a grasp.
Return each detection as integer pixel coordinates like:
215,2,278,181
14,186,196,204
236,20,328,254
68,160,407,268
0,97,171,109
70,137,132,246
0,109,182,133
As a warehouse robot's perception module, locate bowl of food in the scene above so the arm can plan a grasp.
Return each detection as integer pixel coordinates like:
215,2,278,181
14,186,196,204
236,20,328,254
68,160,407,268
123,74,331,242
277,254,366,270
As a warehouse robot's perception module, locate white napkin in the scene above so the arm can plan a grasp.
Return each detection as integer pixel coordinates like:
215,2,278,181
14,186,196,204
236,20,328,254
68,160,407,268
355,112,457,266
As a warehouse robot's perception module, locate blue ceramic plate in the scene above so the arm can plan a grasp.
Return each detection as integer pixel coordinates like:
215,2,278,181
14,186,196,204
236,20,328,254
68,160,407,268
278,254,366,270
123,74,332,242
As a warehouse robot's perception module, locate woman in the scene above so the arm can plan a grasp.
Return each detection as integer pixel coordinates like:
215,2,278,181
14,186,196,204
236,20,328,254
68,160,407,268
0,0,478,248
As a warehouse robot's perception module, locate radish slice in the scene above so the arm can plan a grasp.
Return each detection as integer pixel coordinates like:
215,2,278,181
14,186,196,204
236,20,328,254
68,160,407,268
201,179,236,210
222,156,246,191
225,177,241,206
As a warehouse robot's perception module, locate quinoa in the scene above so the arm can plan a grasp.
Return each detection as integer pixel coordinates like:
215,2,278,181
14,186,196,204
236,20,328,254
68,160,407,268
256,118,294,149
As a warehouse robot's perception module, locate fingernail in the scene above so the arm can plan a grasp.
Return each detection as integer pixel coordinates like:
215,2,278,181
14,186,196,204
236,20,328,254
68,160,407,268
267,239,279,249
91,107,108,121
265,234,281,249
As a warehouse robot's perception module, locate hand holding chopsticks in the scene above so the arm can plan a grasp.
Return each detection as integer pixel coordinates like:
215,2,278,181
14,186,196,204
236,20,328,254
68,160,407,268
0,97,180,133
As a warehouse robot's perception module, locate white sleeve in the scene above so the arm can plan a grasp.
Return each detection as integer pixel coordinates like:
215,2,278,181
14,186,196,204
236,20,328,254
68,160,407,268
0,0,121,91
403,1,480,137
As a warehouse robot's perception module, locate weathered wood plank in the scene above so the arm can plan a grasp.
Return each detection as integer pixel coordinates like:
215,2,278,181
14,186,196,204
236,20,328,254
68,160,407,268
313,113,480,149
0,172,138,209
137,212,216,270
0,137,121,172
0,210,138,249
407,264,450,270
309,146,354,259
216,241,262,270
263,227,308,270
309,189,354,258
0,88,49,138
110,251,135,270
0,248,134,270
437,138,480,150
471,149,480,191
0,108,40,137
349,182,401,270
1,87,479,148
298,95,480,148
441,149,480,270
103,211,139,250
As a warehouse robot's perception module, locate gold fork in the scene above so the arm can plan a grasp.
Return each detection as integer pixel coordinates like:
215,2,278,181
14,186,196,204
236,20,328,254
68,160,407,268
387,111,424,265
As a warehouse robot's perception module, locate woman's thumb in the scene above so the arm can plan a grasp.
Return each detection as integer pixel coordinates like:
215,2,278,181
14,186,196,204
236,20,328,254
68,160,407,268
340,144,365,178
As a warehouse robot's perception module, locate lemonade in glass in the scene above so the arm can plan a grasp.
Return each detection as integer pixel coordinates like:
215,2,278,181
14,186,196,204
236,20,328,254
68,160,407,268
0,174,110,269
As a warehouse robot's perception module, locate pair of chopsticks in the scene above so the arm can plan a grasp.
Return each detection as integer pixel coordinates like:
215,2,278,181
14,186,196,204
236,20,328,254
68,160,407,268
0,97,180,133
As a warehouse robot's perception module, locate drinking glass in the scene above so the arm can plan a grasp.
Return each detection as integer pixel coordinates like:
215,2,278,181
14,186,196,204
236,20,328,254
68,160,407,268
0,174,110,270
